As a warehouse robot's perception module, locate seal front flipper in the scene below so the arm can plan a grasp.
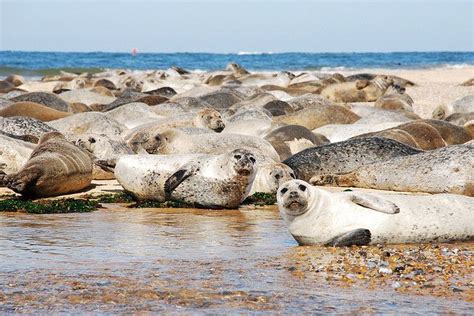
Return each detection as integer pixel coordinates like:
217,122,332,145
164,164,199,196
347,192,400,214
324,229,371,247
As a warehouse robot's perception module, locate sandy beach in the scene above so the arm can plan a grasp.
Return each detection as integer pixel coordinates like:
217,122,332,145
1,64,473,313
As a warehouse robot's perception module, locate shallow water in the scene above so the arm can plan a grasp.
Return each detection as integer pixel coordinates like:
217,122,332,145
0,205,472,313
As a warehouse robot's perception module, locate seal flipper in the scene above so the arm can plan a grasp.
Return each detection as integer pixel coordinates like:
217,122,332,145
324,229,371,247
356,80,370,90
7,167,42,194
164,164,199,196
347,192,400,214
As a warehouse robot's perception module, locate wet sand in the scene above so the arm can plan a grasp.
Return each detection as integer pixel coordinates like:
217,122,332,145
1,201,473,313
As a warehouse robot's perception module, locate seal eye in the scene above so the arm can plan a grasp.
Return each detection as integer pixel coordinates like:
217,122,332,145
275,173,281,180
280,188,288,194
249,156,256,163
88,137,96,144
234,154,241,160
154,135,161,142
299,184,307,192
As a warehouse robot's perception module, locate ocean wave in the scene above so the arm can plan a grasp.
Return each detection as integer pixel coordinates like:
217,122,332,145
237,51,273,55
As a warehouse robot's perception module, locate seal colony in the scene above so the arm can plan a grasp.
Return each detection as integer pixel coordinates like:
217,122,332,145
1,63,473,244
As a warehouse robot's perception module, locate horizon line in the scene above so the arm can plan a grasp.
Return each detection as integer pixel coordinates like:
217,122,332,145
1,50,473,55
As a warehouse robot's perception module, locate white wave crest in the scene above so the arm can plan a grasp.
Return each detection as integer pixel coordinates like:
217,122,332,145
237,51,273,55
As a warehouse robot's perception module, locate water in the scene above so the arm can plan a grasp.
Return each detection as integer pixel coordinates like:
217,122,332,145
0,51,473,77
0,205,472,313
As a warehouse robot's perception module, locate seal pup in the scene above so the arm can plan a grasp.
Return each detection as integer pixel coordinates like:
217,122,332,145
311,143,473,196
0,132,93,198
283,137,421,182
0,102,71,121
277,180,473,246
320,75,394,102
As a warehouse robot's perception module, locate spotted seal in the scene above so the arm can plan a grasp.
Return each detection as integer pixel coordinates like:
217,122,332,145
277,180,473,246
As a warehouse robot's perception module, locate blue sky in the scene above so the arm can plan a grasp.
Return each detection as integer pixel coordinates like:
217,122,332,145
1,0,473,53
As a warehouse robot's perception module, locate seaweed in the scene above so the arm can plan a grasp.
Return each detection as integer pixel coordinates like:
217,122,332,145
0,198,99,214
242,192,277,206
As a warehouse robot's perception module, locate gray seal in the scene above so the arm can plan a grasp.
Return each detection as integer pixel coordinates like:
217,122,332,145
283,137,421,181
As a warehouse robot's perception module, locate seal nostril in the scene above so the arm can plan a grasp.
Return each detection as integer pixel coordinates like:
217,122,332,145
234,155,241,160
249,157,256,163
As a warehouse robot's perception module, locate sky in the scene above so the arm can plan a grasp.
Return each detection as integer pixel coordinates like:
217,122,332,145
0,0,473,53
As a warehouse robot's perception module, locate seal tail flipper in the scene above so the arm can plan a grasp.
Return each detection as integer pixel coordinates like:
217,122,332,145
348,192,400,214
0,170,8,187
324,229,371,247
6,167,42,194
94,159,115,172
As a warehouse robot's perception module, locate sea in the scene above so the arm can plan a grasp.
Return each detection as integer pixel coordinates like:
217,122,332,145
0,51,473,77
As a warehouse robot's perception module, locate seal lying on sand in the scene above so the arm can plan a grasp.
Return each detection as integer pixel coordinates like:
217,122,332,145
0,132,93,197
0,102,71,121
320,75,394,102
283,137,421,181
311,143,473,196
115,149,257,208
278,180,473,246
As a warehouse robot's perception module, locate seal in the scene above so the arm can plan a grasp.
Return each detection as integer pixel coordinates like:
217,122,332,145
264,125,329,161
10,92,70,112
48,112,127,140
353,121,447,150
274,105,360,130
73,133,133,180
146,128,280,162
165,149,257,208
0,132,93,198
432,95,474,119
0,102,71,122
374,84,414,111
311,143,473,196
445,112,474,126
320,75,394,102
263,100,295,116
249,163,295,195
106,102,165,129
277,180,473,246
0,116,58,139
115,149,257,208
283,137,421,182
0,135,35,174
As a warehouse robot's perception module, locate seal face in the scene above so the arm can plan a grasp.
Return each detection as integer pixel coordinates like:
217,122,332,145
278,180,311,217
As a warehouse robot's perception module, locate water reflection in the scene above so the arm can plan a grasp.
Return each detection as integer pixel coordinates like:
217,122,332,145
0,206,471,313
